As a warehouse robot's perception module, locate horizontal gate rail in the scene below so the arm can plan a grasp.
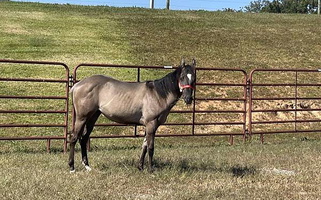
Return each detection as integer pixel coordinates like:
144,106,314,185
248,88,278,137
0,77,68,83
0,110,67,114
0,95,67,99
251,119,321,124
248,68,321,143
251,97,321,100
0,59,70,152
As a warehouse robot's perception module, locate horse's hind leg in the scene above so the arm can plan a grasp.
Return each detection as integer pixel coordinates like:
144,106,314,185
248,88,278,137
69,118,86,173
80,110,101,171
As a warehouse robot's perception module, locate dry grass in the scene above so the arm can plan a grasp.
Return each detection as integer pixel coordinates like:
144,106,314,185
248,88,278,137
1,136,321,199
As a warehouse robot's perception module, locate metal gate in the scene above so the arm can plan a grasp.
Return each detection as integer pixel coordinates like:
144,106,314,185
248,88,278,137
248,69,321,143
0,60,70,152
5,59,320,151
73,63,248,144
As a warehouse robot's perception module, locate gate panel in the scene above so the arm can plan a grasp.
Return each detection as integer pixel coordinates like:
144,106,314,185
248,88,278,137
0,59,70,152
194,68,247,143
73,64,247,143
249,69,321,142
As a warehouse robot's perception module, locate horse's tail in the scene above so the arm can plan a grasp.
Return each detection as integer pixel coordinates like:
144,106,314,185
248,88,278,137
68,82,79,141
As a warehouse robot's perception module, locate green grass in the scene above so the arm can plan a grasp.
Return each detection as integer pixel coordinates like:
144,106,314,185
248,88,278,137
1,2,321,70
1,1,321,199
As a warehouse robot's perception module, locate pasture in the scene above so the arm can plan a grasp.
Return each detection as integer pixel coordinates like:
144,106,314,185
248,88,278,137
1,1,321,199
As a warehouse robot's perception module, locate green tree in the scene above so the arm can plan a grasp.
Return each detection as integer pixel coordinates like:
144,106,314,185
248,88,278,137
246,0,318,13
244,0,271,12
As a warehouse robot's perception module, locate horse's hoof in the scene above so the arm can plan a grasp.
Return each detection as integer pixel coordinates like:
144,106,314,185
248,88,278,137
85,165,92,171
70,166,76,173
82,161,92,171
138,165,144,171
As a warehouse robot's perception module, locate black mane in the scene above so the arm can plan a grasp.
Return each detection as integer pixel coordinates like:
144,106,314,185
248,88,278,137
148,67,182,99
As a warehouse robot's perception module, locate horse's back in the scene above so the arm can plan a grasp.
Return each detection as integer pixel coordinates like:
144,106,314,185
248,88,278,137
71,75,114,92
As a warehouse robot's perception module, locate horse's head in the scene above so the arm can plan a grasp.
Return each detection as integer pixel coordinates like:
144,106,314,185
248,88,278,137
179,58,196,105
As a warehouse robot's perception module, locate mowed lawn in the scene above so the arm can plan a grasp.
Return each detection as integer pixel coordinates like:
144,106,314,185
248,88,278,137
1,1,321,199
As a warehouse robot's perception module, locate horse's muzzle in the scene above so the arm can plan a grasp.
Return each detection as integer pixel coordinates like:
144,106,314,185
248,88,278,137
184,97,193,105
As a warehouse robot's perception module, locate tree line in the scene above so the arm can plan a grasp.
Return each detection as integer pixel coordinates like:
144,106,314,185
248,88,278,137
243,0,319,13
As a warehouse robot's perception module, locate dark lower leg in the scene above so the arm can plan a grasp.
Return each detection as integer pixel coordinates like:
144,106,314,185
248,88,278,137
145,121,157,172
147,146,154,172
68,141,77,172
139,138,148,170
79,111,100,171
68,119,86,172
147,135,155,172
80,137,89,167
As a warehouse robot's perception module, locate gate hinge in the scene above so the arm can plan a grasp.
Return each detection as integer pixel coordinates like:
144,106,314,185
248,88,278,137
244,129,251,140
246,79,251,96
68,75,74,88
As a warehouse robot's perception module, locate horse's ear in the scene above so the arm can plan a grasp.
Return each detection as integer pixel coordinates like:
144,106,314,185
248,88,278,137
192,58,196,67
181,58,186,67
146,81,155,89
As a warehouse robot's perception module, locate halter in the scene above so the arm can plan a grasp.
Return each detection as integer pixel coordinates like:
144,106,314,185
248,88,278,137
179,82,195,92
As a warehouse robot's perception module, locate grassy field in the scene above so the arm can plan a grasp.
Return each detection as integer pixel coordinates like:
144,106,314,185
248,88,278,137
1,136,321,199
1,1,321,69
1,1,321,199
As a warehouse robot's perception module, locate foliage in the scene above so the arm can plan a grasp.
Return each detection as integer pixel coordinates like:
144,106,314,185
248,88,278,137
221,8,238,12
244,0,271,13
245,0,319,13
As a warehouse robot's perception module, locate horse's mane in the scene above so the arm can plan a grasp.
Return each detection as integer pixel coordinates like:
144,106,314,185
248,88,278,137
148,67,182,99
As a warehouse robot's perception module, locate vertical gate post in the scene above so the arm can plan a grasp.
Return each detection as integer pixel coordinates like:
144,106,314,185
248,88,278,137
134,67,141,137
294,71,298,132
248,74,253,138
192,68,197,136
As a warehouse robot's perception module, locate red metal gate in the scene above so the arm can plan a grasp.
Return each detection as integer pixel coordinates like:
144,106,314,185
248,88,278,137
0,60,70,152
4,59,321,150
73,63,248,144
248,69,321,143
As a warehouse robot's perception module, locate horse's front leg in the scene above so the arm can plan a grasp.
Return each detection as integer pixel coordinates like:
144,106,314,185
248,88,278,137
147,132,155,172
139,120,158,172
138,137,147,171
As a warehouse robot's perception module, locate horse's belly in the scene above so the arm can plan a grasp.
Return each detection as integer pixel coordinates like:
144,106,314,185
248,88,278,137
100,108,142,125
98,92,145,124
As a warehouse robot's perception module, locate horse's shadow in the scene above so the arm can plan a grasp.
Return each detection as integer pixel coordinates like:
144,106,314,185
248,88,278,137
111,158,257,177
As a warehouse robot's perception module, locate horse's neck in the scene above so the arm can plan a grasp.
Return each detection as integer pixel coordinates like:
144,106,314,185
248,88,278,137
154,69,181,100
